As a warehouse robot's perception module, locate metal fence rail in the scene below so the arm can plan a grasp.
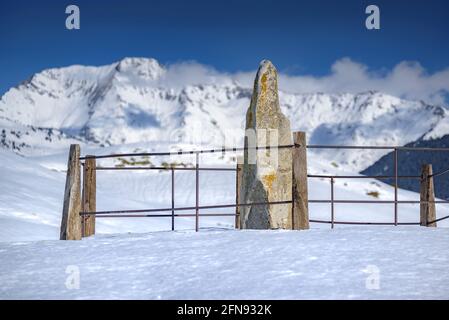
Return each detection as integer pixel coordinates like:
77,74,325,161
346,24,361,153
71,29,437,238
79,144,296,160
80,200,293,216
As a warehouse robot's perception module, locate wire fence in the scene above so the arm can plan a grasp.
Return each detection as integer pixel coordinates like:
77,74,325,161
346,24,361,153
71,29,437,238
79,143,449,230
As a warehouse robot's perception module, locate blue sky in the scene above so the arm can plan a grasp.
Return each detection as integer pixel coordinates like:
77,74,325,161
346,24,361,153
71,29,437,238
1,0,449,99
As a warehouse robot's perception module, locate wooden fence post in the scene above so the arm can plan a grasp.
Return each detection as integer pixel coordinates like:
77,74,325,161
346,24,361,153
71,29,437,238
420,164,437,227
292,131,309,230
235,161,243,229
60,144,82,240
82,155,96,237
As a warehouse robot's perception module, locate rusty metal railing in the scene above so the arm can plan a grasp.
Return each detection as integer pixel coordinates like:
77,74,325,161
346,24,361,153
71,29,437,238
79,144,296,231
307,145,449,228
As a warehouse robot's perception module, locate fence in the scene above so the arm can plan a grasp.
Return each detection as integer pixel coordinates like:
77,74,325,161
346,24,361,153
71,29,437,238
307,145,449,228
59,132,449,240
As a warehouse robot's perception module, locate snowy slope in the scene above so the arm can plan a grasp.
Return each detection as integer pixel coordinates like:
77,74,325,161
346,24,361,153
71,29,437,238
1,227,449,299
0,117,84,155
1,57,448,171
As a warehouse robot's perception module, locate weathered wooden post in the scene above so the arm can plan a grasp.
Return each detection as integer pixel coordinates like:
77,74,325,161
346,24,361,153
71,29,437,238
420,164,437,227
82,155,96,237
292,131,309,230
235,161,243,229
60,144,82,240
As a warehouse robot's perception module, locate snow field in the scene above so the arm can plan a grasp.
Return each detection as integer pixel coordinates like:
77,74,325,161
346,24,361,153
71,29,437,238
1,227,448,299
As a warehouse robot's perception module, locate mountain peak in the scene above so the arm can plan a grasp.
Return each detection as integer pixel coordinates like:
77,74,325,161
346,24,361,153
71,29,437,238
115,57,165,80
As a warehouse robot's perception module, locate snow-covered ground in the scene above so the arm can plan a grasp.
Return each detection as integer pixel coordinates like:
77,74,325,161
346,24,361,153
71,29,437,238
1,227,448,299
1,142,449,299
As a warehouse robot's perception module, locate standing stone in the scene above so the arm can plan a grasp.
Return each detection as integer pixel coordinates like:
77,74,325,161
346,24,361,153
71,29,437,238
240,60,293,229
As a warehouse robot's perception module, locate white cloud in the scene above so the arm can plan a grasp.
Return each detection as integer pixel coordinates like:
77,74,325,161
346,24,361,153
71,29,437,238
278,58,449,105
158,61,235,88
159,58,449,105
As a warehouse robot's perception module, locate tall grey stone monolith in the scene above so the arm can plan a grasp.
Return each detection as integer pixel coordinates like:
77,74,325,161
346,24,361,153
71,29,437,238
240,60,293,229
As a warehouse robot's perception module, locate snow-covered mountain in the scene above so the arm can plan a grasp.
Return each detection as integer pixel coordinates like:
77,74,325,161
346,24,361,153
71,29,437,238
1,57,448,171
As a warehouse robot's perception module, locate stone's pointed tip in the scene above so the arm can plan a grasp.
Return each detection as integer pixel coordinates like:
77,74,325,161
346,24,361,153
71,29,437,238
259,59,274,68
257,60,277,76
